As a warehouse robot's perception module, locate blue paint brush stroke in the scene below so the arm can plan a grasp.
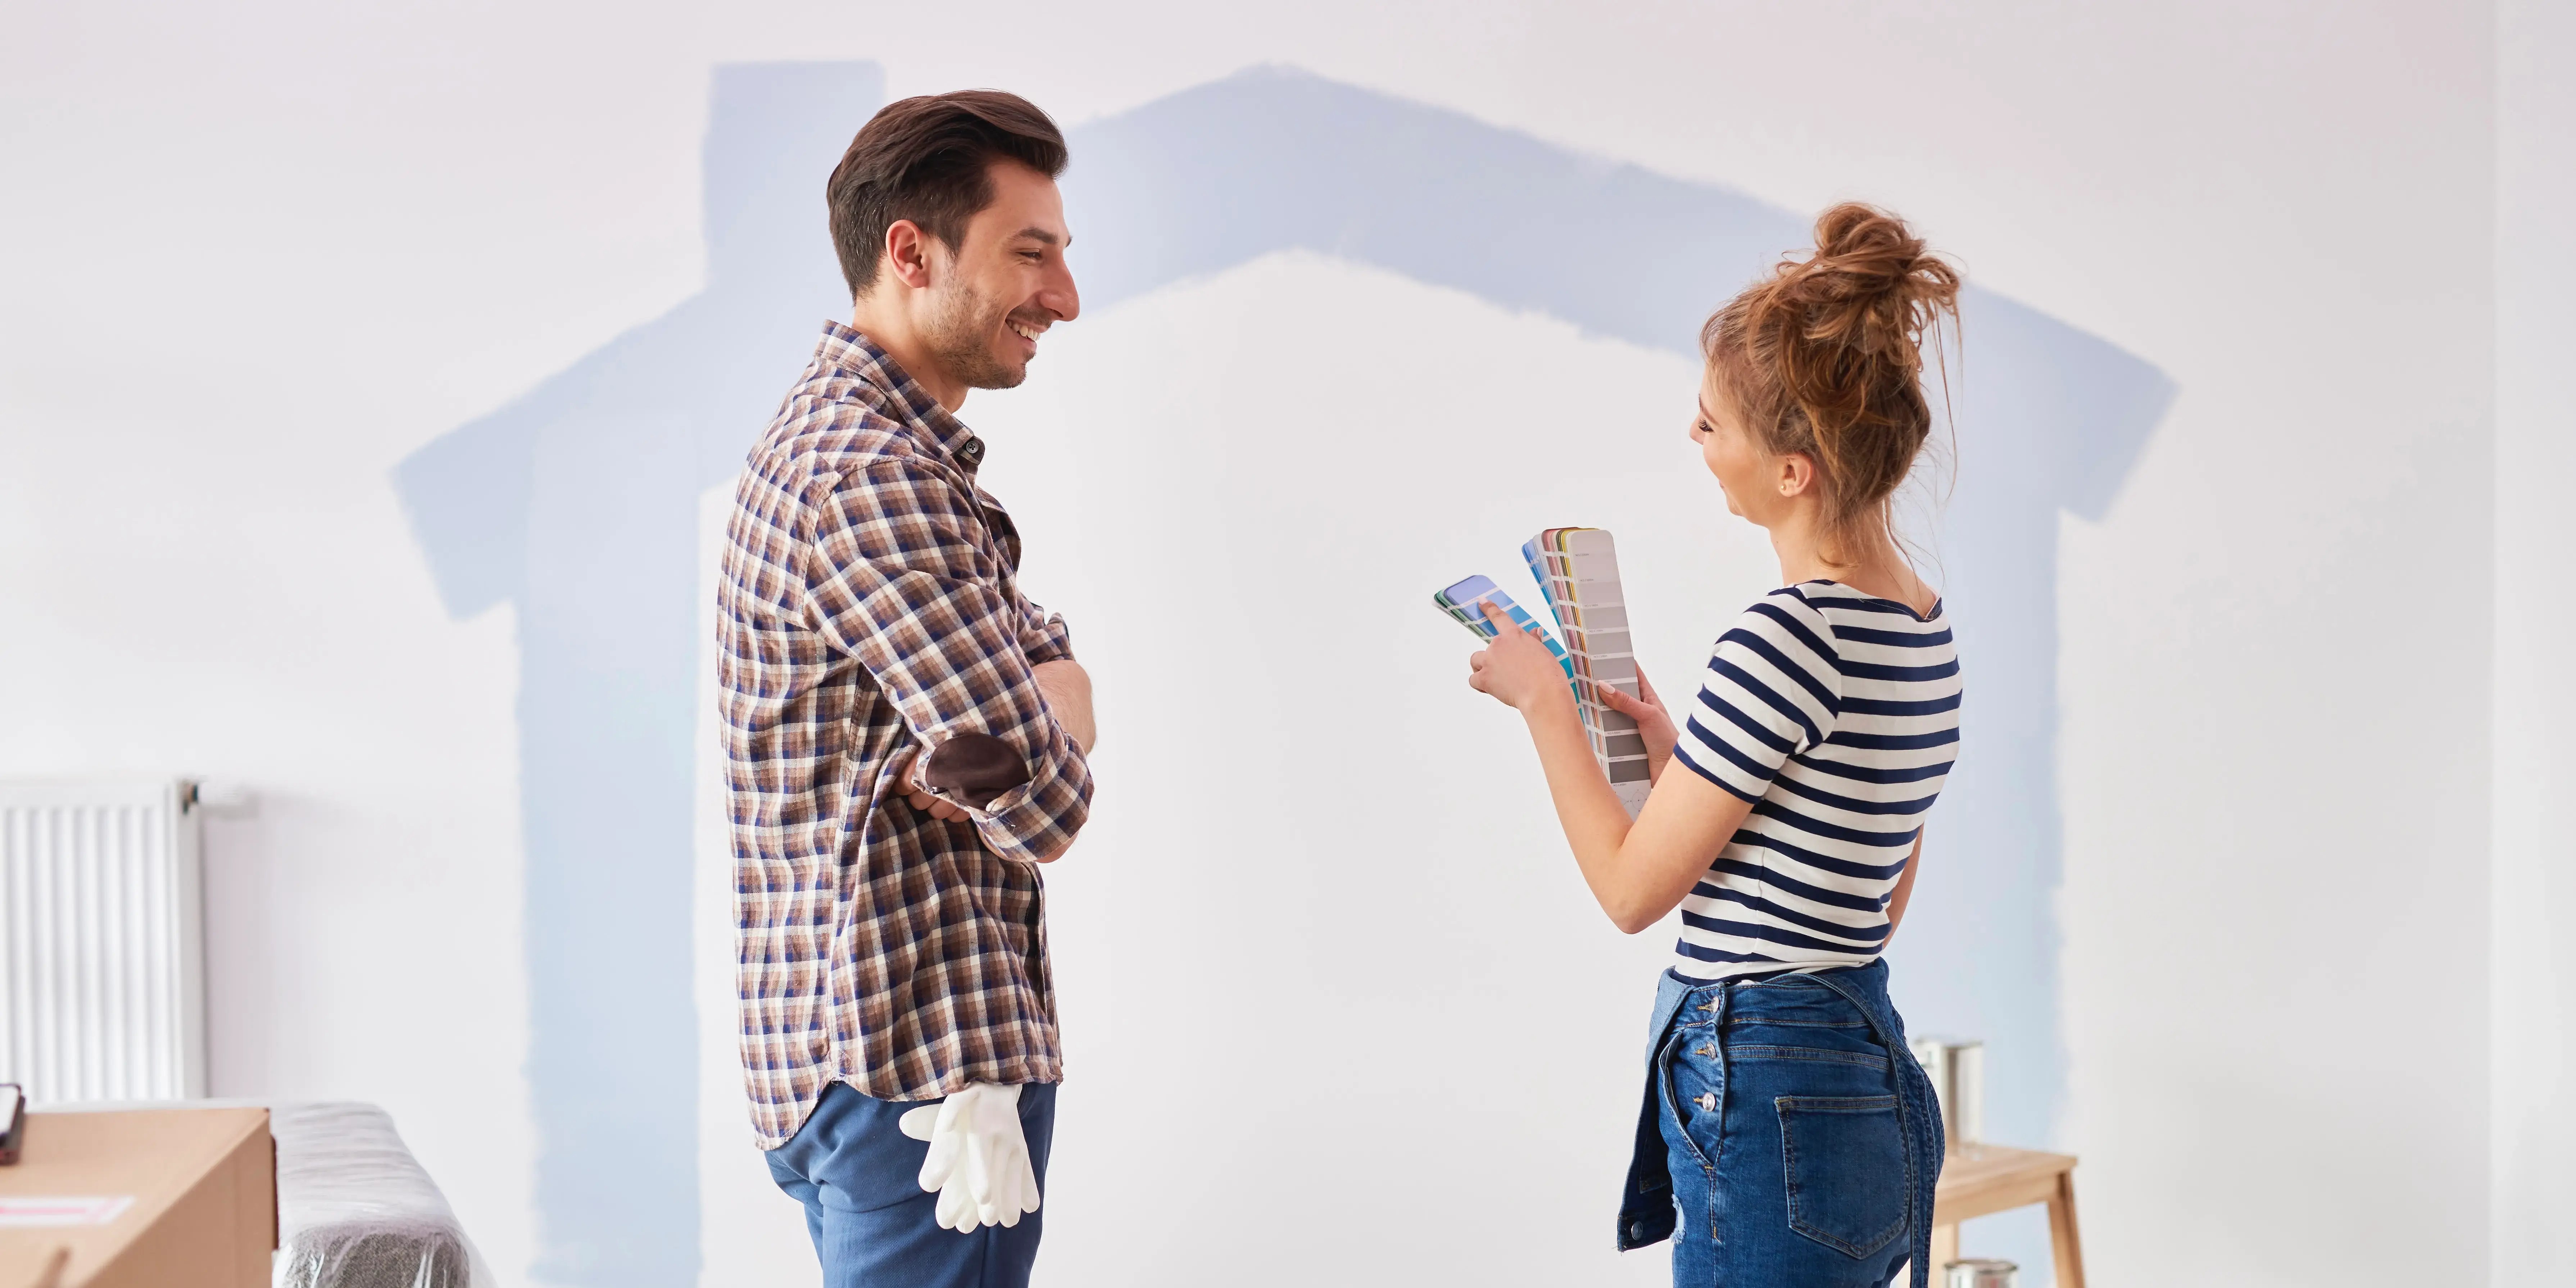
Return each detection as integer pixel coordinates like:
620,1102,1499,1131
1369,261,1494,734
394,60,2170,1283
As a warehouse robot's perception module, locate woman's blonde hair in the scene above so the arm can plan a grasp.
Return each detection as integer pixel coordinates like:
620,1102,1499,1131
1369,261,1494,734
1702,203,1962,562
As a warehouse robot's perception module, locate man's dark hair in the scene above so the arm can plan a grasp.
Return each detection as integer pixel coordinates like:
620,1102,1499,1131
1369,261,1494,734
826,90,1068,298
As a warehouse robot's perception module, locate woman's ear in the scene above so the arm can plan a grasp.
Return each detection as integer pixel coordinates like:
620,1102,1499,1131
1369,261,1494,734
1778,452,1818,498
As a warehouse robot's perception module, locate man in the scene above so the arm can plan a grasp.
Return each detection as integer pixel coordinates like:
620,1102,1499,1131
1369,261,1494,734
715,90,1096,1287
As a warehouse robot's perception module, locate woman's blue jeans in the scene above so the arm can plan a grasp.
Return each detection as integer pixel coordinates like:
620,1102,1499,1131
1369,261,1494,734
1618,961,1944,1287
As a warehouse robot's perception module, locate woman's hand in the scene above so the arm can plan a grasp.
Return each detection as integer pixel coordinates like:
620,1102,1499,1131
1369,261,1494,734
1469,601,1759,935
1598,666,1680,781
1468,600,1576,718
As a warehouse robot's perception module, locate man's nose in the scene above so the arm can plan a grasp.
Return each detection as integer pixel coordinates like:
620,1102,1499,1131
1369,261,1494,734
1043,261,1080,323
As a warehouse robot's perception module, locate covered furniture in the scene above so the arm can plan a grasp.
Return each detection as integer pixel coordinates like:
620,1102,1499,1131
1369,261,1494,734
270,1103,486,1288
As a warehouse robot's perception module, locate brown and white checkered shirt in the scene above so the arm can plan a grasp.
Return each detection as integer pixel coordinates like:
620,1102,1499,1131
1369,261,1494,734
718,321,1092,1148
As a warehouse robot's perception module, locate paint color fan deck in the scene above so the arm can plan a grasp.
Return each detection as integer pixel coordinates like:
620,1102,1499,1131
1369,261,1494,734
1433,527,1650,818
1523,528,1652,816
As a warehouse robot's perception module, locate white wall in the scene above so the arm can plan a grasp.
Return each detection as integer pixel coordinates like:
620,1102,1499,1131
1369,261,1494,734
2050,5,2499,1283
2492,1,2576,1282
0,3,2509,1285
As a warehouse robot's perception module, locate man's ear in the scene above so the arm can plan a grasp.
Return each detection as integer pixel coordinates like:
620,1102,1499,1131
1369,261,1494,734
883,219,934,290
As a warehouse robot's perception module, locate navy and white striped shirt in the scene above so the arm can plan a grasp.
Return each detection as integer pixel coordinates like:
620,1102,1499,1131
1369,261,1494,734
1668,581,1960,980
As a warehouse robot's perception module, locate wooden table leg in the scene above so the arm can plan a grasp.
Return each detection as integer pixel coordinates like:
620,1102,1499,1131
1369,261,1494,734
2045,1170,2086,1288
1929,1221,1958,1275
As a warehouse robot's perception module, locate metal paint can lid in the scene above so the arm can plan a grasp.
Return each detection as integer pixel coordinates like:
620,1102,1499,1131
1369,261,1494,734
1944,1258,2019,1288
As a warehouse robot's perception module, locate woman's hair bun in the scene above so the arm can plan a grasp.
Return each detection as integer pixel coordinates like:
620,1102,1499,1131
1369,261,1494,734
1700,202,1962,555
1779,203,1961,379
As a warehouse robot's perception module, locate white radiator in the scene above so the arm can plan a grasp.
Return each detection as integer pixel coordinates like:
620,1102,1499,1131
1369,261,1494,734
0,780,206,1102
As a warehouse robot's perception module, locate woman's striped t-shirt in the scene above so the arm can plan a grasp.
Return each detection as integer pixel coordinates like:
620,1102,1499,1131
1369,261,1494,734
1668,581,1961,980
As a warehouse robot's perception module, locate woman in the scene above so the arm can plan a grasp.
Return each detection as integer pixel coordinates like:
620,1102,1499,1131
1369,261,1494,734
1466,203,1962,1288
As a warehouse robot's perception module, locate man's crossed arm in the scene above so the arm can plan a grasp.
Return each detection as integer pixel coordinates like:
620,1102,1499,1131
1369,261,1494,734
808,459,1096,865
903,657,1094,860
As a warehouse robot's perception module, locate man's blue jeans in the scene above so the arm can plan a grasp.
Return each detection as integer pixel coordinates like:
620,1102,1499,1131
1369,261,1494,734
766,1081,1058,1288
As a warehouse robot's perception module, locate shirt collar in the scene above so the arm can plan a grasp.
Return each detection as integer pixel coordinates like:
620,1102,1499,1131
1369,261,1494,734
814,319,988,473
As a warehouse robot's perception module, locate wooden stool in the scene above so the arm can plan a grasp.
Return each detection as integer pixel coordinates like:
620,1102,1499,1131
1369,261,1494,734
1926,1145,2085,1287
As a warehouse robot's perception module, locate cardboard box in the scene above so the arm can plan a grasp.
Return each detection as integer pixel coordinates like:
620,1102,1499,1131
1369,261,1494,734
0,1107,275,1288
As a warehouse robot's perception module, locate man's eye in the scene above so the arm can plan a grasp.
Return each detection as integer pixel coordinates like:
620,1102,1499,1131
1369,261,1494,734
1021,251,1044,262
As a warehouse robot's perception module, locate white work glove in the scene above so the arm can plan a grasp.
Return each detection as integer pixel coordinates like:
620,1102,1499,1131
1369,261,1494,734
898,1082,1041,1233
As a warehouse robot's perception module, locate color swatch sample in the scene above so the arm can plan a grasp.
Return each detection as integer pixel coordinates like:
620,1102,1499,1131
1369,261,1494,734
1523,527,1652,817
1432,575,1576,682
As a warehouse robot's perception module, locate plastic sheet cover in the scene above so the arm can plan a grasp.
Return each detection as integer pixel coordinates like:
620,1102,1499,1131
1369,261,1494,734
273,1102,491,1288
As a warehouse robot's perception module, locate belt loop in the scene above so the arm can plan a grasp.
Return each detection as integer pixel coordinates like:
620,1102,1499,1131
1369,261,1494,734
1695,979,1730,1016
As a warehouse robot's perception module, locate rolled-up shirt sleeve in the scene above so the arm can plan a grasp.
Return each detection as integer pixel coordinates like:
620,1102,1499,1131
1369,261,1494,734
1016,596,1075,669
802,458,1091,863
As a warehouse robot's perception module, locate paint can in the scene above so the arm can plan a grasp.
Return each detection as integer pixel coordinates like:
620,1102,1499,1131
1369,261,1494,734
1944,1258,2018,1287
1948,1039,1986,1148
1907,1036,1987,1150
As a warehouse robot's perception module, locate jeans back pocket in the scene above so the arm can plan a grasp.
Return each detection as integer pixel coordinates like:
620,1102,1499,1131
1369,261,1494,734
1776,1094,1907,1258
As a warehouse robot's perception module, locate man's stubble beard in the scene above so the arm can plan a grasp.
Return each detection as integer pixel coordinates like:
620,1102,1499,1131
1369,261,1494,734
924,279,1028,392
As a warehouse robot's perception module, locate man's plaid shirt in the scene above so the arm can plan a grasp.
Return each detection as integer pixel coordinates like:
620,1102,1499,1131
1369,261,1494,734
718,321,1092,1148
